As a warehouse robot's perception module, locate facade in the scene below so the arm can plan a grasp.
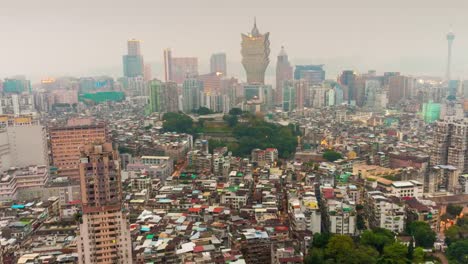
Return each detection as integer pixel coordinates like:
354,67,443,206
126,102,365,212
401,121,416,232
431,118,468,174
0,115,48,172
126,76,148,97
123,39,144,78
366,191,405,233
390,181,423,198
171,57,198,85
0,93,35,115
388,75,415,105
275,46,293,105
422,102,441,123
210,53,227,76
241,20,270,84
164,48,173,82
182,79,203,113
50,118,107,181
338,70,357,104
282,80,296,112
428,165,460,194
294,65,325,85
148,80,179,113
328,201,356,235
243,84,273,108
2,78,31,94
198,72,222,94
288,194,321,235
77,143,132,264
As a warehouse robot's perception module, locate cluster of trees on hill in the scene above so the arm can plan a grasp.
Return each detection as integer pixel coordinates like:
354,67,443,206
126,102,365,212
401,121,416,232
305,223,437,264
444,209,468,264
161,110,299,159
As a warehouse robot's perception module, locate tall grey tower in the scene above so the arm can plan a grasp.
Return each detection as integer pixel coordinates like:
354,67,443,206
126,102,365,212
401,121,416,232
446,30,455,81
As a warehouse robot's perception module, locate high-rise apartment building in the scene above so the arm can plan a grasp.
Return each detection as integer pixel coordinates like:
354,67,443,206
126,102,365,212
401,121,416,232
171,57,198,85
388,75,415,105
182,78,203,113
164,48,173,82
50,118,107,181
148,80,179,113
77,142,132,264
210,53,227,76
241,19,270,84
431,117,468,174
123,39,144,78
275,46,293,105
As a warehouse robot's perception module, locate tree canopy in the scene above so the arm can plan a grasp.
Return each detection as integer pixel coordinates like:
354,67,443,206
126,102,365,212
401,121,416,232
162,112,194,134
446,239,468,264
305,230,418,264
230,118,298,158
228,108,243,115
406,221,436,248
322,150,343,162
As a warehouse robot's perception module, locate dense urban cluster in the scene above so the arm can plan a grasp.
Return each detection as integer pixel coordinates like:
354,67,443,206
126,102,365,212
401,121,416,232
0,21,467,264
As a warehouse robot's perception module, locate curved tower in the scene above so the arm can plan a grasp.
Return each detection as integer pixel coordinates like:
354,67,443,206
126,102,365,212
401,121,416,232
241,19,270,84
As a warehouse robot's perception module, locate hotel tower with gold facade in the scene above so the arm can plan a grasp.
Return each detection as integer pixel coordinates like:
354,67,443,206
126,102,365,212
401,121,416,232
241,19,270,84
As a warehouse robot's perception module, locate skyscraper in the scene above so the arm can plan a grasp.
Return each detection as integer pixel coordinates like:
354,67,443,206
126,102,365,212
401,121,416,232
171,57,198,85
123,39,144,77
182,78,203,112
338,70,357,105
446,30,455,81
241,19,270,84
388,75,415,105
77,142,132,264
294,65,325,85
164,48,173,82
275,46,293,105
148,80,179,113
210,53,227,76
198,72,223,94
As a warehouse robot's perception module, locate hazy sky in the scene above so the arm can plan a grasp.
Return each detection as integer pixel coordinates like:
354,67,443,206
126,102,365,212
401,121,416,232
1,0,468,82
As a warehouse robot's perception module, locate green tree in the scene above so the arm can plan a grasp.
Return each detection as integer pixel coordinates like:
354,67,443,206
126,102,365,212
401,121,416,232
325,235,354,263
228,108,243,115
224,115,238,127
361,228,394,255
304,248,325,264
162,112,194,133
407,221,436,248
380,243,408,264
446,239,468,264
322,150,343,162
312,233,331,248
446,204,463,218
445,225,461,245
354,246,379,264
357,213,366,230
196,107,213,115
412,247,424,264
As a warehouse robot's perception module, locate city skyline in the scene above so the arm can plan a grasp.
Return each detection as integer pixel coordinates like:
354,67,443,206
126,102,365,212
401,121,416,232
1,0,468,82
